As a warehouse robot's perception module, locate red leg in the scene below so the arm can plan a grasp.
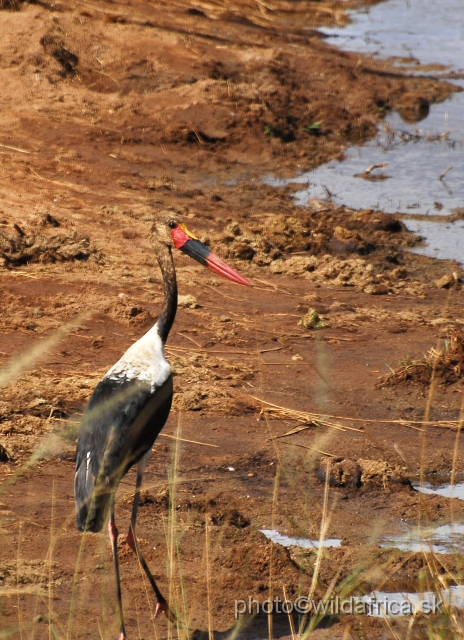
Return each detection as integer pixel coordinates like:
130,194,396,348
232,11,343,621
126,526,174,621
126,454,174,621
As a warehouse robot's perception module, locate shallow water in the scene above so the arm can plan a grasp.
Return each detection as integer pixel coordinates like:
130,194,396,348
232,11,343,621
381,523,464,554
260,529,341,549
268,0,464,264
323,0,464,73
413,479,464,500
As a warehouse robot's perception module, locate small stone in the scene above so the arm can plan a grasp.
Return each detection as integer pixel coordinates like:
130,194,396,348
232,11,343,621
364,283,389,295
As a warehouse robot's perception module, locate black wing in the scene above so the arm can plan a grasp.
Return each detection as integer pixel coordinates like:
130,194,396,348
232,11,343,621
74,374,173,532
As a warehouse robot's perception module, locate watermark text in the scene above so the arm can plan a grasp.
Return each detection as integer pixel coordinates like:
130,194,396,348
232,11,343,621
234,595,444,619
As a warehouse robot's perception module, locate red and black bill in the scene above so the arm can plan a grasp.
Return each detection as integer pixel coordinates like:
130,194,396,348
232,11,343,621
171,223,252,287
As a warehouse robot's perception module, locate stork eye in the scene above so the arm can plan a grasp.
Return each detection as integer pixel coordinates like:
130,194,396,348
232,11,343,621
168,221,177,229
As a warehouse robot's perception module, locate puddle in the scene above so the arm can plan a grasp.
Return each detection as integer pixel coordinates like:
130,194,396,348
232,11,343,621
405,218,464,264
381,523,464,554
413,479,464,500
359,586,464,617
260,529,341,549
322,0,464,73
267,0,464,264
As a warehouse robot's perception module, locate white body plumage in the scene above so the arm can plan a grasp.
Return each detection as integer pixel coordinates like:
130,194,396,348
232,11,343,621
106,323,171,392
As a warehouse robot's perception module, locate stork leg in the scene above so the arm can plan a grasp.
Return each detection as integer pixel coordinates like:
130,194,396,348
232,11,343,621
126,453,174,621
108,496,127,640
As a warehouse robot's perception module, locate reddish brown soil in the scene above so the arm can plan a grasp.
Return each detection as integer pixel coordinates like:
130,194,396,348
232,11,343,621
1,1,464,639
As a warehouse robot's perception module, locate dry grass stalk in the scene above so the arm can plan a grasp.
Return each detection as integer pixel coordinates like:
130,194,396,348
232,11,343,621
299,460,331,637
158,433,219,448
278,440,336,457
250,397,363,434
165,345,283,355
251,396,464,434
378,334,464,388
264,409,354,434
0,142,32,153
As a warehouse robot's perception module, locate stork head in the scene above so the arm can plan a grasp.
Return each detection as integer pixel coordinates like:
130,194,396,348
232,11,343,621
151,213,252,287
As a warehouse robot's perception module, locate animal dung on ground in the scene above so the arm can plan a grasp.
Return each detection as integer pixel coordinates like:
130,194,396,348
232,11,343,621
357,459,411,489
178,293,199,308
0,229,101,267
317,457,410,490
298,308,327,330
317,457,361,488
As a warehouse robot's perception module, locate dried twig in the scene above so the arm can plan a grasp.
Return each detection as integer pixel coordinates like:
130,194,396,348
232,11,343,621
250,397,363,433
260,362,301,365
252,278,295,296
176,332,203,349
250,396,464,432
165,345,283,355
0,143,33,154
189,126,204,145
278,441,336,457
203,283,246,302
6,271,39,280
158,433,218,448
439,165,453,180
95,69,120,87
364,162,387,175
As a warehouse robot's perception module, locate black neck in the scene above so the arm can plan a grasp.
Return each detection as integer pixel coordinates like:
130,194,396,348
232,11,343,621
155,245,177,344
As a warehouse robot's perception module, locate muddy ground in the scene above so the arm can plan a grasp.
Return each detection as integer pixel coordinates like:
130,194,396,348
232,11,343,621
1,0,464,638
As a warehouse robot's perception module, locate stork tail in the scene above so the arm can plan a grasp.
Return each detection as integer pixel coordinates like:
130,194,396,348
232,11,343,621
75,458,112,533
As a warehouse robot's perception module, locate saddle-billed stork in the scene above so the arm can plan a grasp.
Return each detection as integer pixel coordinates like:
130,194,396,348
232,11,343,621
74,213,251,639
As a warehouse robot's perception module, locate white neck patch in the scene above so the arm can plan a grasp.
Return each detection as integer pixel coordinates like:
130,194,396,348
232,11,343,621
105,323,171,392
